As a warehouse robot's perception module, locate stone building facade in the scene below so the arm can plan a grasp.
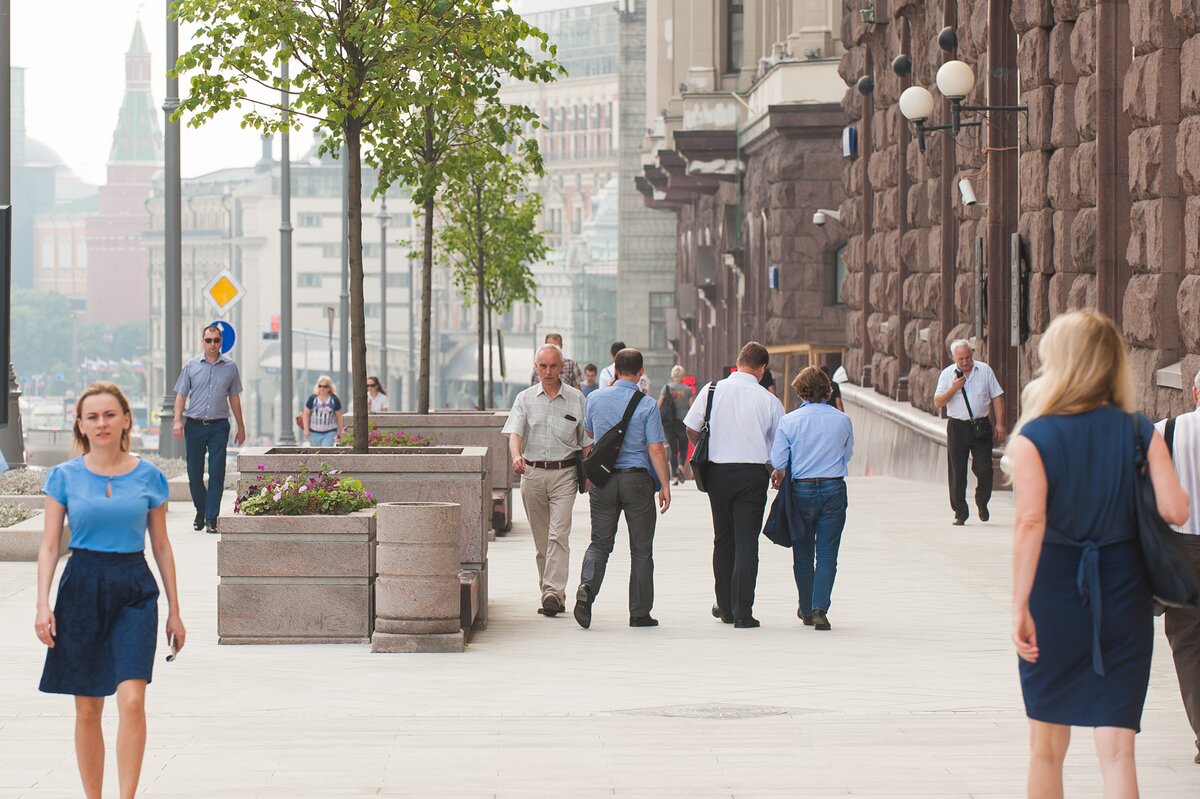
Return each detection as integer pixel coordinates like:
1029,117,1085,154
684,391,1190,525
633,0,851,390
837,0,1200,424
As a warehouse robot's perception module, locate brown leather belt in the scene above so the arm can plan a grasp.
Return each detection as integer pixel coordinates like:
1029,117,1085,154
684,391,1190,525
526,458,576,470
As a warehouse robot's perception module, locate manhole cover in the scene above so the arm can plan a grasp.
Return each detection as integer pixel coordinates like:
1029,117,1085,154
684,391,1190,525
616,704,798,719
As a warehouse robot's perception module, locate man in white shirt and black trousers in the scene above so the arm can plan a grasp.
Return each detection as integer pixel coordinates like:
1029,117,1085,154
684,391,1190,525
933,339,1006,525
684,341,784,628
1156,372,1200,765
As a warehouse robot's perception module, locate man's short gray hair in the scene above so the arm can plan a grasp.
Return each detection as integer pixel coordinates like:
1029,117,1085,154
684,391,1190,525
534,343,563,363
949,338,974,357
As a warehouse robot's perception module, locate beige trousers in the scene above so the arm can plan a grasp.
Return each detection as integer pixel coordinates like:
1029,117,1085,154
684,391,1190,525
520,465,578,602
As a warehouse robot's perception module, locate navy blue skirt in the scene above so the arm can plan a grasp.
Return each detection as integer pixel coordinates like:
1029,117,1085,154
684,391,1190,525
40,549,160,697
1019,539,1153,730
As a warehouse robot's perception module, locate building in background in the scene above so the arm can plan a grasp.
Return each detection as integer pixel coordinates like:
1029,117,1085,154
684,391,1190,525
631,0,849,399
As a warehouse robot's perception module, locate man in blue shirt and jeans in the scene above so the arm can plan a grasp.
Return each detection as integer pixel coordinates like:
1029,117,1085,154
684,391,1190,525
575,348,672,629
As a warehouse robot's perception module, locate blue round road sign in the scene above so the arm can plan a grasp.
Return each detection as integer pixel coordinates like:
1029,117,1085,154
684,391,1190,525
211,320,236,354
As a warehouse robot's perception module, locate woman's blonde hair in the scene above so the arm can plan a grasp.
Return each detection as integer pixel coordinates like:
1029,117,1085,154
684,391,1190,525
1005,310,1133,457
313,375,337,395
73,382,132,454
670,365,685,381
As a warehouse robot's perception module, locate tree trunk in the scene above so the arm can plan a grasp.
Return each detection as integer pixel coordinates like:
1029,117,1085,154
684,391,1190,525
475,184,486,410
487,307,494,409
418,106,435,415
346,120,369,453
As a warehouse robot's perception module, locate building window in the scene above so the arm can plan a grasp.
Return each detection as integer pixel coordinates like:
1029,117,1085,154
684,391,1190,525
649,292,674,350
385,272,411,289
297,273,322,288
297,213,321,227
725,2,744,74
831,246,847,306
322,244,340,258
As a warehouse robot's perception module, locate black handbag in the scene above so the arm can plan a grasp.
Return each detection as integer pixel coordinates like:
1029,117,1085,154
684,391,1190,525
582,391,645,488
1129,414,1200,608
959,384,993,441
689,384,716,493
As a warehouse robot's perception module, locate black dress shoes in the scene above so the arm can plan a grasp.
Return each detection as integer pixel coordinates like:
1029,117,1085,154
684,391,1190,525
205,521,218,535
193,512,204,531
978,505,990,522
711,604,733,624
733,617,760,629
629,615,659,627
798,609,814,626
540,594,563,617
573,585,593,629
952,516,967,526
812,609,832,631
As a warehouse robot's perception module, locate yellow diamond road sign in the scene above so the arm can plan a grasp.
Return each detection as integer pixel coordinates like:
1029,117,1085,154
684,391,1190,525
203,270,246,313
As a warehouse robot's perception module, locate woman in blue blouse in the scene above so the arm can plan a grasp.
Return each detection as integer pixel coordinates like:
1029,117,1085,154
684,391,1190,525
1006,311,1188,795
34,382,185,799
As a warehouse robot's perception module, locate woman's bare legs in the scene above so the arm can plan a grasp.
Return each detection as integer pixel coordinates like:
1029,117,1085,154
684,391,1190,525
115,679,148,799
1094,726,1138,799
1028,719,1070,799
74,696,105,799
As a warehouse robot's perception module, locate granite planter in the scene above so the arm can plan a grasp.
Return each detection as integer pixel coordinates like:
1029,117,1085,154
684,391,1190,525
235,446,490,632
370,411,514,533
0,511,70,561
216,508,376,644
373,502,464,653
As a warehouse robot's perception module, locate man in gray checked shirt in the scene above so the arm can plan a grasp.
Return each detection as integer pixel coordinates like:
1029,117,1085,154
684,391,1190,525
172,325,246,534
504,343,591,617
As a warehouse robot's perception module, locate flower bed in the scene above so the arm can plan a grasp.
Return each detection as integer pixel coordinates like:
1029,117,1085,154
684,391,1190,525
336,423,432,449
235,464,377,516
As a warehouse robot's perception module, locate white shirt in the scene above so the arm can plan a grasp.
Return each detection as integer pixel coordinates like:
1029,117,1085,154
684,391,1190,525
598,363,650,395
368,392,389,413
935,361,1004,420
683,371,784,464
1156,410,1200,535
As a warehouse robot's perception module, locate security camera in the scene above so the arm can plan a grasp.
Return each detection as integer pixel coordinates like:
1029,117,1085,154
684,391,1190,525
959,178,978,206
813,208,841,227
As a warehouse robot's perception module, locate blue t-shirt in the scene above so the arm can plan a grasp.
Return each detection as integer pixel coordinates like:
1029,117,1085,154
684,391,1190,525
42,457,170,553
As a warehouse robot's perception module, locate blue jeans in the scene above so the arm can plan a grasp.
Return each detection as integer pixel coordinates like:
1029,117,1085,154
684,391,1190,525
309,429,338,446
184,418,229,524
790,479,848,614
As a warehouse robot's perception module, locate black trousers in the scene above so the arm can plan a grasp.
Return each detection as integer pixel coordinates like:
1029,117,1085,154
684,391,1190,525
665,422,688,478
706,463,770,621
946,418,993,520
1165,535,1200,754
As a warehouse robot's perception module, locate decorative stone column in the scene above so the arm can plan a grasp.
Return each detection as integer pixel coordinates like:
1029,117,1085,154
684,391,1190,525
372,502,464,653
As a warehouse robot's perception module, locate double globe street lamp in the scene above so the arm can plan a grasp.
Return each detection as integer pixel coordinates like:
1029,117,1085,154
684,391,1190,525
898,57,1026,153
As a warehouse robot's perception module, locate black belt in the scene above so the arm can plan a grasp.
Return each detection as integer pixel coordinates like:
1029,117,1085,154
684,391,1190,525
949,417,989,422
611,467,647,474
185,417,227,425
526,458,577,470
793,476,844,483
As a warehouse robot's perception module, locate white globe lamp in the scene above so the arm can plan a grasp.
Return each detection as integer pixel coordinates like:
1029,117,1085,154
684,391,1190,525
898,86,935,122
936,60,976,99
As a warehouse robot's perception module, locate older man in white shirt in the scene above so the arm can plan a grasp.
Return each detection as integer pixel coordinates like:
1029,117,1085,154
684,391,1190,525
684,341,784,628
1156,373,1200,765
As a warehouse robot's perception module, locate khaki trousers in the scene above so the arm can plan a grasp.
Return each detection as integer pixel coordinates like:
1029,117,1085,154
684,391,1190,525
520,465,579,602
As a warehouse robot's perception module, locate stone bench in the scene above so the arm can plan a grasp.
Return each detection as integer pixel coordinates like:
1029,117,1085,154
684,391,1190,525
0,512,71,561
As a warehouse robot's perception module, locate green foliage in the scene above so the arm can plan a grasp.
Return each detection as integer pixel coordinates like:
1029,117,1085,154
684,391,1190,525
335,423,432,448
234,463,377,516
0,503,37,528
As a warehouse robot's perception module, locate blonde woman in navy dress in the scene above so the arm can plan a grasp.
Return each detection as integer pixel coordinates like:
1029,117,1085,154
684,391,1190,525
33,382,184,799
1006,312,1188,796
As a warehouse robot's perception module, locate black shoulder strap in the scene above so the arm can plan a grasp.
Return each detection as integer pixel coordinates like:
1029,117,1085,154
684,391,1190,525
617,390,643,431
1130,413,1148,469
1166,416,1177,456
959,385,975,419
701,383,716,428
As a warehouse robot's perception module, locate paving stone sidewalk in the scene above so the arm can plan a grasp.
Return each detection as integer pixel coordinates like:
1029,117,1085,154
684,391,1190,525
0,477,1197,797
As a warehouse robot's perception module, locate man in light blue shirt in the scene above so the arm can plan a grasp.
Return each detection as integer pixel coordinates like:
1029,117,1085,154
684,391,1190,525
770,366,853,631
575,348,671,630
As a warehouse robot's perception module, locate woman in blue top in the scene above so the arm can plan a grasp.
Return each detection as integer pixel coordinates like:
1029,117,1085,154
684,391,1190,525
303,374,344,446
1006,311,1188,795
34,382,184,799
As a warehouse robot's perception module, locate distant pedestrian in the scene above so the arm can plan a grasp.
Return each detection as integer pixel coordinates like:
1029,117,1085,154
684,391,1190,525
770,366,853,631
1156,371,1200,765
504,344,592,617
933,339,1006,525
599,340,650,395
303,375,344,446
581,363,600,398
658,365,693,485
35,382,184,799
1006,310,1188,795
685,342,783,628
172,325,246,534
366,375,389,413
529,333,581,389
575,348,671,629
819,364,844,412
759,366,777,396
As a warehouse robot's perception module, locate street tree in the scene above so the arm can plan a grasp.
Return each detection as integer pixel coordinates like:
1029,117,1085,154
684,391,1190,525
437,148,546,409
171,0,557,448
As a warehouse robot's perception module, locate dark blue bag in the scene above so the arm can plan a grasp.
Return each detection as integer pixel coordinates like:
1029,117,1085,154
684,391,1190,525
762,464,797,549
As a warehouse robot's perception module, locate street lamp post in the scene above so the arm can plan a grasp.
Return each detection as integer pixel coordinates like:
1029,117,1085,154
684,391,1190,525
377,198,389,395
326,306,335,375
0,0,24,467
407,254,415,411
158,0,183,458
278,58,295,445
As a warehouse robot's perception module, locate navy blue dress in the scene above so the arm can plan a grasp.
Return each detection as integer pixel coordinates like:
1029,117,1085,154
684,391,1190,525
1019,406,1155,730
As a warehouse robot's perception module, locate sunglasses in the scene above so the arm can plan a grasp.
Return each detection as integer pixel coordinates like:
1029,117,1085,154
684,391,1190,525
319,384,332,388
367,383,378,388
203,337,222,344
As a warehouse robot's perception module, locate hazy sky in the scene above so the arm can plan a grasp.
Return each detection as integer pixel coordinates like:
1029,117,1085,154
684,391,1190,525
15,1,315,186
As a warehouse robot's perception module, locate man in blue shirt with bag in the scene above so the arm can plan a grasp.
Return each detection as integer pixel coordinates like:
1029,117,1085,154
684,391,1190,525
574,348,672,629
